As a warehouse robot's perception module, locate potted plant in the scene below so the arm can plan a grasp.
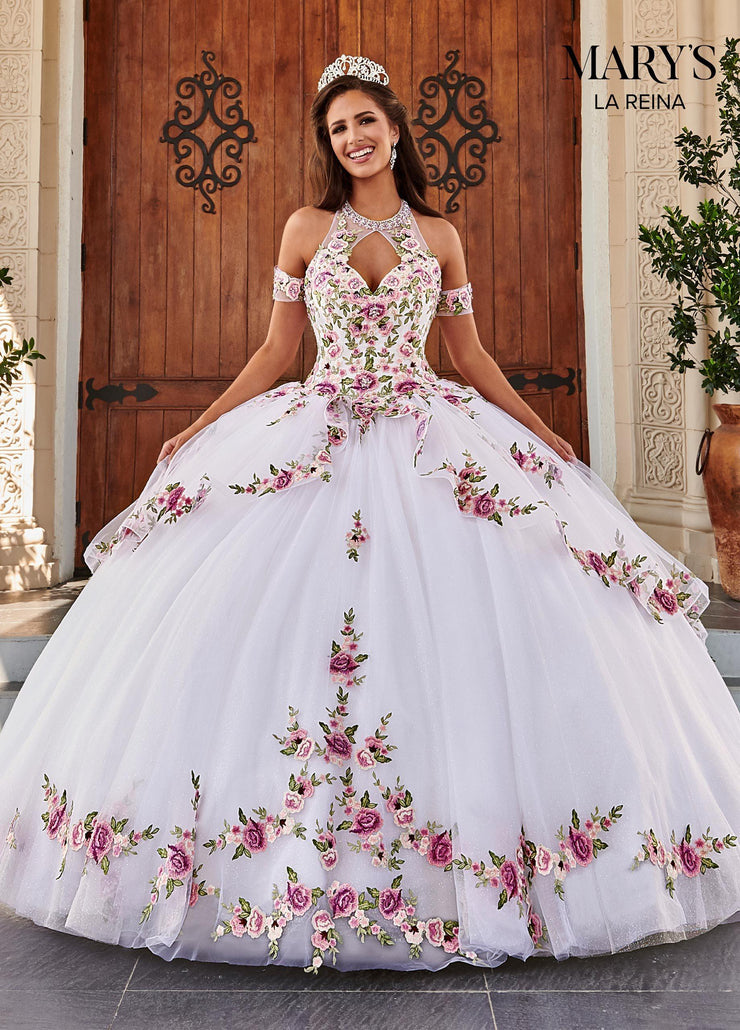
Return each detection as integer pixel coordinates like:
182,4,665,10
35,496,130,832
639,37,740,599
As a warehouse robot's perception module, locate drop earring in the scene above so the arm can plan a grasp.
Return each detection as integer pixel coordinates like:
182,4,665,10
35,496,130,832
389,141,397,170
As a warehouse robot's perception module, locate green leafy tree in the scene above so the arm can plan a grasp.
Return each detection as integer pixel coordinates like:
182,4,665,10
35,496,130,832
0,266,45,391
639,37,740,395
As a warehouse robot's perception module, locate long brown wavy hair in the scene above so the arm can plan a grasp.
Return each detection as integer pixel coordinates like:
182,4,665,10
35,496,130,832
308,76,442,218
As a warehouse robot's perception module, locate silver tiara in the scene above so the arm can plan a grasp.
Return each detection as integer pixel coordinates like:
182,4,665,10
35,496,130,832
317,54,390,92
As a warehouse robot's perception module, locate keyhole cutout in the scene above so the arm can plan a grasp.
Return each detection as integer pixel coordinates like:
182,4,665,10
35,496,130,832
346,232,402,293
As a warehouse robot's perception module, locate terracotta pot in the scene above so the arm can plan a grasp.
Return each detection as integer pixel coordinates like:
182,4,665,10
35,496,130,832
698,403,740,599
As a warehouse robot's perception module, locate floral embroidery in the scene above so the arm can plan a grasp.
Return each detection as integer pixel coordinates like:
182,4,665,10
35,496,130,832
92,475,211,568
632,824,737,897
556,523,707,634
510,441,564,488
421,448,540,524
273,265,305,302
230,453,333,495
41,773,159,879
293,207,477,440
455,805,622,948
436,282,473,316
328,607,369,689
140,771,202,923
313,815,339,871
4,808,19,851
6,601,729,971
201,772,329,861
354,712,395,769
213,864,477,973
230,405,348,496
346,508,370,561
273,706,317,761
200,607,628,963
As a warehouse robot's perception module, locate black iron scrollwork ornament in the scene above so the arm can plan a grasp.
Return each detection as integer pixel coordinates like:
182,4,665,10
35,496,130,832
412,50,501,213
160,50,256,214
506,368,578,396
79,378,159,411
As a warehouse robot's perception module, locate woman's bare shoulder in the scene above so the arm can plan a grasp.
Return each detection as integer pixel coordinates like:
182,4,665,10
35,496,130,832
283,205,334,238
280,204,333,267
411,210,462,259
281,206,335,265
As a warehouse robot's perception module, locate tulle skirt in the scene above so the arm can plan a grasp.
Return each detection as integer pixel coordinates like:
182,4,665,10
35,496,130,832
1,379,738,972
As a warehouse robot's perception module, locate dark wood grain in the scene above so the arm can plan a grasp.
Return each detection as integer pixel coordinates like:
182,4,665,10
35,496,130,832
164,0,196,379
192,0,224,380
221,0,250,378
77,0,586,572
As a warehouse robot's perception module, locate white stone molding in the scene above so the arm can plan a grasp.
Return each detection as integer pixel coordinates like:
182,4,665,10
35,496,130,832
636,173,680,222
637,248,675,302
639,306,672,365
0,314,27,344
0,0,32,49
0,0,59,589
0,386,23,450
0,452,23,517
0,186,29,247
581,0,617,487
634,0,677,40
639,366,684,426
636,112,679,169
0,119,29,180
0,250,29,315
641,425,686,491
631,2,687,496
0,54,31,114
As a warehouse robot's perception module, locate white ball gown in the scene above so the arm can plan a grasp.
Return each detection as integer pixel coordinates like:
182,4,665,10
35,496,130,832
1,199,739,975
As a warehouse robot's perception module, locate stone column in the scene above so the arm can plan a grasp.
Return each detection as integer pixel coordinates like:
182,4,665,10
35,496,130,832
608,0,739,582
0,0,60,589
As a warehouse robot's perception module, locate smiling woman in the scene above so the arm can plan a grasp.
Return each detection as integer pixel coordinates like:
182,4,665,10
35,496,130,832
0,50,738,978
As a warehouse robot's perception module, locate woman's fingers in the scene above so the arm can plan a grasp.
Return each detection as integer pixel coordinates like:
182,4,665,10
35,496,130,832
156,434,180,466
557,436,577,463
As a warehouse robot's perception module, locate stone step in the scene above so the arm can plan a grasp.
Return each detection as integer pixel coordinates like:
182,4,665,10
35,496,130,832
0,526,48,547
0,560,61,592
0,542,53,564
0,636,48,684
0,682,21,732
705,628,740,678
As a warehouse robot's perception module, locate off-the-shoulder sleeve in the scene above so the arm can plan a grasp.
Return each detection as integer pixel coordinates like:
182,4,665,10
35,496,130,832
436,282,473,317
273,265,305,302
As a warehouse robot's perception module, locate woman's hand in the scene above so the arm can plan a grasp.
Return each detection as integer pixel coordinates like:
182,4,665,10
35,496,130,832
538,427,577,464
156,421,206,466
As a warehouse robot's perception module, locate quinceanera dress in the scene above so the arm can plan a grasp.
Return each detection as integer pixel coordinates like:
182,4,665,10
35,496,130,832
1,200,739,974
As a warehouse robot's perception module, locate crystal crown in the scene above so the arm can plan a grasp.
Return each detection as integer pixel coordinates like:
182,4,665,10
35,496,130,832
317,54,390,92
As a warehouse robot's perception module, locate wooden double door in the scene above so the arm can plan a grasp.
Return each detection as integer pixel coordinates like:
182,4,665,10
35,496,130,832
77,0,585,572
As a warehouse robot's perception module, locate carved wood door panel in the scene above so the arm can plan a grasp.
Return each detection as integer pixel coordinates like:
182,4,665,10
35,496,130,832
77,0,585,572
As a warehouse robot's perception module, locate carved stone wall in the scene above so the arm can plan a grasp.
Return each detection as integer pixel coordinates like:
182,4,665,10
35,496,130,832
0,0,59,589
631,32,686,497
605,0,740,582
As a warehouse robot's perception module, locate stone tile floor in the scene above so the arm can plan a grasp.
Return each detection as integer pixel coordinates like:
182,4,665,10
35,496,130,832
0,903,737,1029
0,577,88,638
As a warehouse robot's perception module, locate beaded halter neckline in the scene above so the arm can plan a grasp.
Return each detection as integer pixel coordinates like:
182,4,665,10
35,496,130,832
341,199,411,231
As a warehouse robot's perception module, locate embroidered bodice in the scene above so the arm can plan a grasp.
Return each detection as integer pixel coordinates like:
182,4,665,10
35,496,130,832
272,200,475,437
84,199,711,643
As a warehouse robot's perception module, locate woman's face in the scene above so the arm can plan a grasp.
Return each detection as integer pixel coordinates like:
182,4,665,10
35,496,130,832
326,90,399,180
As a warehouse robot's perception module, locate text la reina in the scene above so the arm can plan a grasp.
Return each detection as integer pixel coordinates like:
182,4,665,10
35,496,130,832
595,93,686,110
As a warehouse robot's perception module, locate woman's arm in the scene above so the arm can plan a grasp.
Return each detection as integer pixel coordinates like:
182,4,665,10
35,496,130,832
157,211,312,464
435,220,577,464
